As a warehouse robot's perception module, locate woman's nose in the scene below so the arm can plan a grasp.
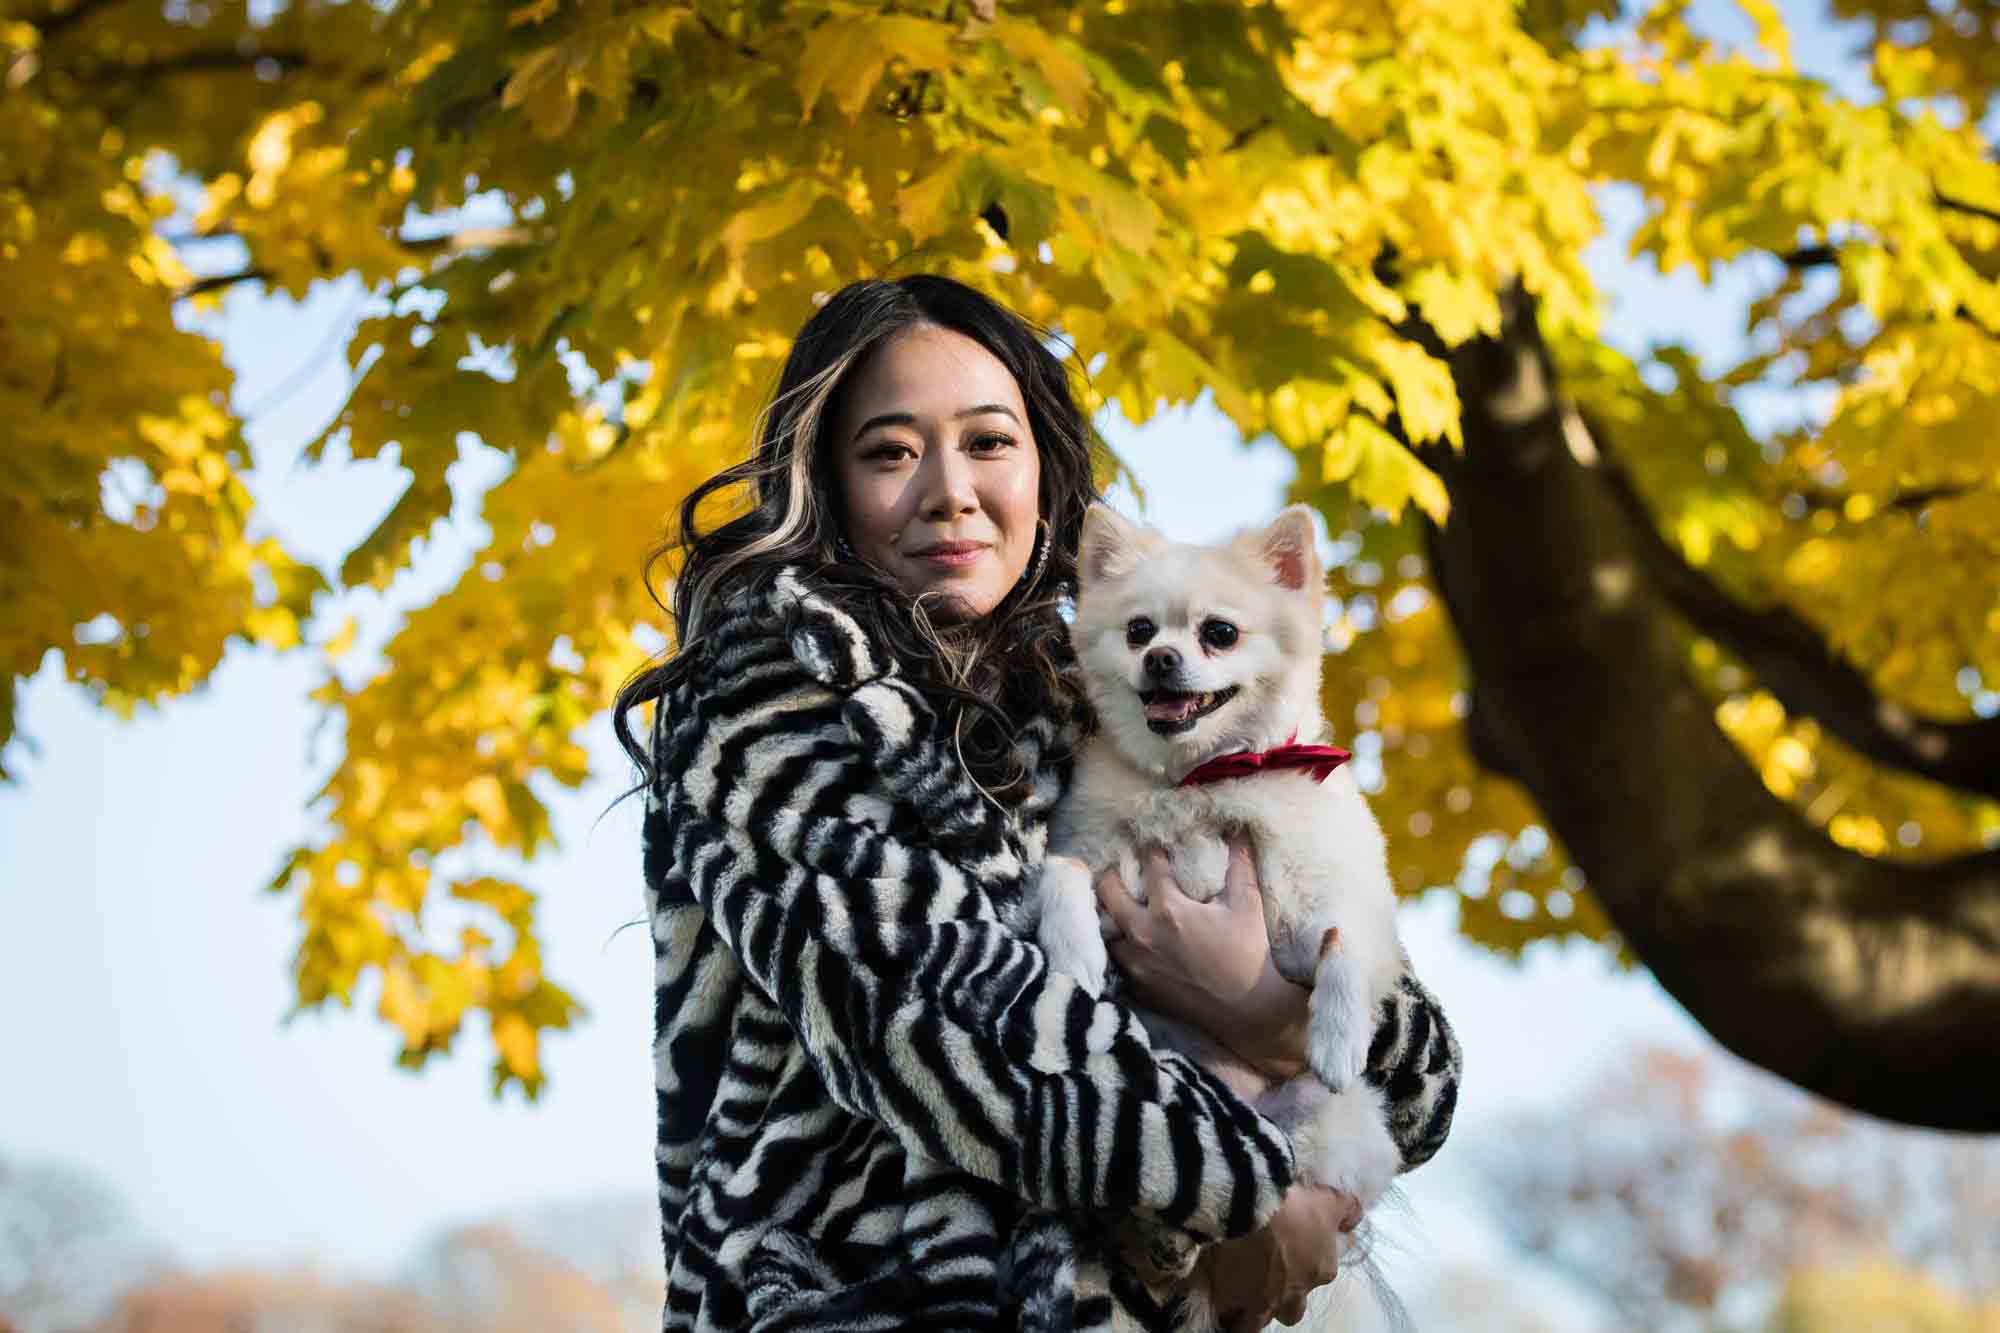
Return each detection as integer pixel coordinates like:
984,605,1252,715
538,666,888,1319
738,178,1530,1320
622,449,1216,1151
917,448,977,519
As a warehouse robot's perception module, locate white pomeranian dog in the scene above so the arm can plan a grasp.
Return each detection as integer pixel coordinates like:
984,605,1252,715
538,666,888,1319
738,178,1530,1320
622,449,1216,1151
1037,504,1406,1320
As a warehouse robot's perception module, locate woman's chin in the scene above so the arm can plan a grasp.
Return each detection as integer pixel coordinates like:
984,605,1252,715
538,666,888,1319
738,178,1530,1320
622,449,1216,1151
899,564,1016,622
910,585,989,624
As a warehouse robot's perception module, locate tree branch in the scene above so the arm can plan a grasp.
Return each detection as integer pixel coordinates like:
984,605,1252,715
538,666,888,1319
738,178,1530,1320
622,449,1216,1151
42,342,66,409
1420,284,2000,1131
163,225,544,256
82,48,312,79
173,267,269,299
1592,442,2000,800
1784,188,1999,267
1779,237,1995,334
395,225,546,254
1936,190,2000,226
1792,483,1975,517
1225,116,1275,152
162,229,543,302
693,10,765,61
28,0,124,42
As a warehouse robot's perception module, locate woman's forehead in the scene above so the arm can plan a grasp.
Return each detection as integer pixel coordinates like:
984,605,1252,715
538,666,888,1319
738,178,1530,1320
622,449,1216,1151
842,325,1026,423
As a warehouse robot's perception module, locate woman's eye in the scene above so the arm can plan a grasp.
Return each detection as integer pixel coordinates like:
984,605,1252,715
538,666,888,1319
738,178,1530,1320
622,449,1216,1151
970,432,1013,454
862,441,916,463
1200,619,1238,650
1125,617,1156,648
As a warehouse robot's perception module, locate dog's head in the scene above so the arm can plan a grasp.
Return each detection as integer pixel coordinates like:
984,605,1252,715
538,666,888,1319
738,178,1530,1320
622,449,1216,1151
1070,504,1326,781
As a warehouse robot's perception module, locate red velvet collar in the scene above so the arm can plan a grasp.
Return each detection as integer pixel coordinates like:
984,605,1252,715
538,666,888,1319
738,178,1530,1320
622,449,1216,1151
1177,735,1352,788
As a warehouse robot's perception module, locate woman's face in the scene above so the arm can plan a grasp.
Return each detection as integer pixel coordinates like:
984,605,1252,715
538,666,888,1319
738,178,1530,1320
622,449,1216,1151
833,324,1042,620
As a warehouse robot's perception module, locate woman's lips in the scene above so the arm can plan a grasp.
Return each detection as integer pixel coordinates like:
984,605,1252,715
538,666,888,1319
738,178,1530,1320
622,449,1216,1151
910,542,989,568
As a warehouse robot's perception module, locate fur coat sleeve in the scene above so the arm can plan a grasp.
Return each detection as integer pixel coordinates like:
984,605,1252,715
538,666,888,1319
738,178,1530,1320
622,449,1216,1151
1369,969,1461,1173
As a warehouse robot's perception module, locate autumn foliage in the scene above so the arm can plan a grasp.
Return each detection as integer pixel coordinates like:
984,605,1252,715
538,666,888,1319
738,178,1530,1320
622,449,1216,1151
6,0,1997,1105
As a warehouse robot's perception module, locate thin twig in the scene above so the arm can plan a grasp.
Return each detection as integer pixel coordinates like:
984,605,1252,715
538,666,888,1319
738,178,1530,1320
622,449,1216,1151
693,9,763,61
1225,116,1274,153
1793,483,1975,518
83,48,311,78
1936,190,2000,226
175,267,270,299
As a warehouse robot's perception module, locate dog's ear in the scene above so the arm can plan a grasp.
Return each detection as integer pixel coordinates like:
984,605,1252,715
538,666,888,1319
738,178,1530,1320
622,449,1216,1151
1255,505,1323,594
1077,505,1153,588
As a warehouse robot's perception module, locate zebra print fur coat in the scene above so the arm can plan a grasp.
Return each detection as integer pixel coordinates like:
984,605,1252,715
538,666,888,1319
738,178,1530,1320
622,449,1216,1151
642,570,1461,1332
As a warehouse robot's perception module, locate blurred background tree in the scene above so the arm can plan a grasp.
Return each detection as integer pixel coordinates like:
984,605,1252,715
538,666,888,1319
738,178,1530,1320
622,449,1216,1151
0,1153,169,1333
84,1229,651,1332
0,1154,666,1333
1478,1047,1998,1331
4,0,1996,1123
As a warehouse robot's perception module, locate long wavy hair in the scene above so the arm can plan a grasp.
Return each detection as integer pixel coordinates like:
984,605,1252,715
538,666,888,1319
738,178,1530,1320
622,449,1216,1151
613,275,1104,799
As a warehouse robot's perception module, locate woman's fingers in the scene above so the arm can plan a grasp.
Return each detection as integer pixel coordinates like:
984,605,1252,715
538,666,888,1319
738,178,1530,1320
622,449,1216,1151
1138,847,1180,914
1220,835,1260,908
1092,863,1142,938
1336,1191,1364,1234
1096,850,1186,939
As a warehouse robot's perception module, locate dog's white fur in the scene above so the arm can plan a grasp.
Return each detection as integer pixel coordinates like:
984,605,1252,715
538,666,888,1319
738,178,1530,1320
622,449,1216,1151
1038,505,1405,1309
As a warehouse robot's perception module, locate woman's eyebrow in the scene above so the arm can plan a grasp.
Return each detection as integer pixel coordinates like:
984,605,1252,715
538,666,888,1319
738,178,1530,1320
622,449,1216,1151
853,411,917,441
852,404,1019,441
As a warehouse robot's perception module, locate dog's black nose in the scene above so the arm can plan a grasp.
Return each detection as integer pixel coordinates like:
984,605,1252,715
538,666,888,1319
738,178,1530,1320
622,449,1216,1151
1143,646,1181,678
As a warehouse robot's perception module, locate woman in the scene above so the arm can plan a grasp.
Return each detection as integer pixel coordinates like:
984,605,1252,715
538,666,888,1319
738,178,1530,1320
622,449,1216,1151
614,275,1460,1333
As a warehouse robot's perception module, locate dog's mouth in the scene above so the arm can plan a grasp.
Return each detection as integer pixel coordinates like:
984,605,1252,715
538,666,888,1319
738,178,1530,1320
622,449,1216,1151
1139,686,1240,735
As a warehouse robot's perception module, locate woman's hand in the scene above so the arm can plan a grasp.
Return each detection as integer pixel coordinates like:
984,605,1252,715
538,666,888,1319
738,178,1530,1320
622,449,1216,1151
1203,1183,1362,1332
1095,840,1313,1080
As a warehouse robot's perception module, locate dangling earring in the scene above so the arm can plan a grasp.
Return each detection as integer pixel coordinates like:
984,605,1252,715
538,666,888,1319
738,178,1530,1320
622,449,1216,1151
834,532,858,562
1021,518,1051,591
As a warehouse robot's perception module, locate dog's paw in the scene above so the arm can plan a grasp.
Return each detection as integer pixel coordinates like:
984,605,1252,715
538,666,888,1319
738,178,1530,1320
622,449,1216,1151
1038,859,1109,996
1303,1119,1400,1210
1307,1005,1371,1093
1041,917,1109,997
1307,928,1372,1092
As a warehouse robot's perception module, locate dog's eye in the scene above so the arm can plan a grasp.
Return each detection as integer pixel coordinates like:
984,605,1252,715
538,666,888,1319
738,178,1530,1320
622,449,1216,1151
1125,617,1156,648
1199,619,1239,650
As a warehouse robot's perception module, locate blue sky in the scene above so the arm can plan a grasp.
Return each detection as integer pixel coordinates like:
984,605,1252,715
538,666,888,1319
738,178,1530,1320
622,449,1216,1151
0,2,1983,1325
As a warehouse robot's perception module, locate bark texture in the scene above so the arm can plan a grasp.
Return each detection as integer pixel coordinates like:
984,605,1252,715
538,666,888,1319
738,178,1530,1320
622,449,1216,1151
1420,287,2000,1132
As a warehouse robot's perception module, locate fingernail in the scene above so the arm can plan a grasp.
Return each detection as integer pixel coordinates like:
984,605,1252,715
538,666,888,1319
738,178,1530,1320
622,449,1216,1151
1339,1195,1363,1232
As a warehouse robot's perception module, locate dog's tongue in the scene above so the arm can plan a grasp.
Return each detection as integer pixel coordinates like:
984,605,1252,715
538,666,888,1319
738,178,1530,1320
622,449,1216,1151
1145,693,1200,723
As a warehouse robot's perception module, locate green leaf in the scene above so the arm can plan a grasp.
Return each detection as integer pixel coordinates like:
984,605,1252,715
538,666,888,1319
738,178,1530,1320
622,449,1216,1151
1341,413,1450,520
796,14,955,121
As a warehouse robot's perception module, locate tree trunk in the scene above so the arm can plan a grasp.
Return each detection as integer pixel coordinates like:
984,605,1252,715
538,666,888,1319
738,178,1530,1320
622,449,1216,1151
1421,287,2000,1133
